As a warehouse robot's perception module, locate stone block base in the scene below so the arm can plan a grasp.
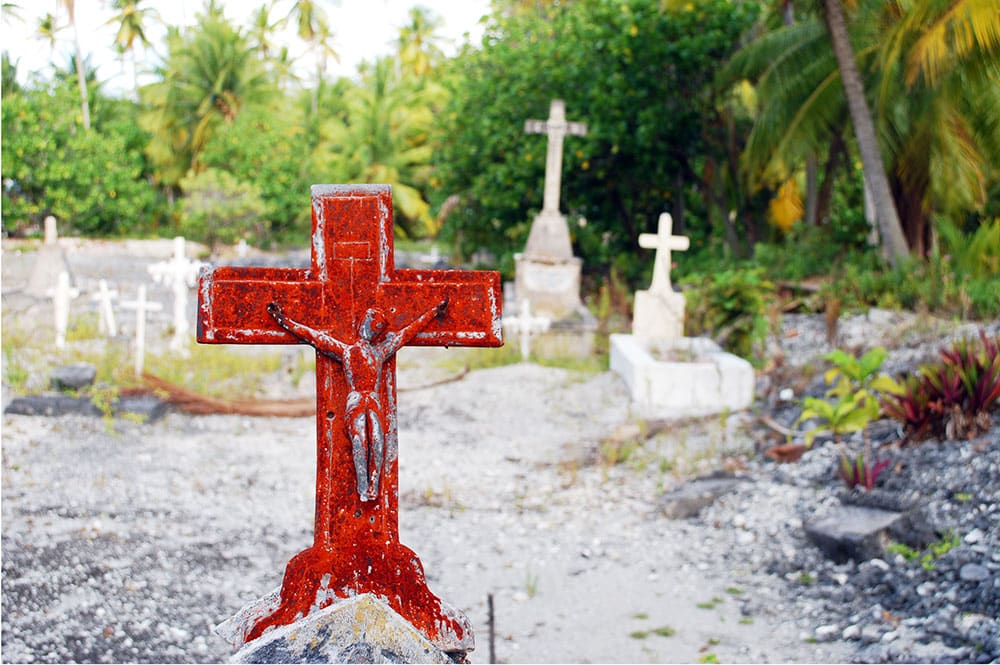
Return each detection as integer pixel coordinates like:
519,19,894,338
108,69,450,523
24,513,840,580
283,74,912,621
220,593,465,664
609,334,753,416
514,254,583,321
632,289,685,344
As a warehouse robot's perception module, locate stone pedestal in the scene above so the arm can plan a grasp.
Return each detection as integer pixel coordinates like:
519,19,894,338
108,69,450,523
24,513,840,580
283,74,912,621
513,253,583,321
632,289,685,344
610,335,753,416
218,593,467,664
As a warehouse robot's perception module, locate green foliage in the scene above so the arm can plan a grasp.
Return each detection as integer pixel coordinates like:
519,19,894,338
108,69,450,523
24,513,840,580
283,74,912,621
434,0,759,283
199,105,311,243
882,331,1000,441
886,532,960,570
179,168,266,251
2,82,164,236
682,267,773,361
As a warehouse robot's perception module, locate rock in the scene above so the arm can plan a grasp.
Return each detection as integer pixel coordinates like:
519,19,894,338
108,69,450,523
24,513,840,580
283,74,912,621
814,624,839,642
842,624,861,641
959,563,990,582
4,395,102,417
114,395,168,423
225,594,462,664
658,475,743,519
50,363,97,390
804,505,903,563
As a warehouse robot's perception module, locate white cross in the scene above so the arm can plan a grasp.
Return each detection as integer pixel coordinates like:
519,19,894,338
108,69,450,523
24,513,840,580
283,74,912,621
44,216,58,245
148,236,203,354
90,279,119,337
49,271,80,350
638,213,690,293
525,99,588,215
503,299,551,361
236,239,249,258
121,285,164,377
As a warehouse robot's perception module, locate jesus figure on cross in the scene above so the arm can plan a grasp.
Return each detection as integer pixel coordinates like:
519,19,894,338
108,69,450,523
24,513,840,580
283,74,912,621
266,297,448,501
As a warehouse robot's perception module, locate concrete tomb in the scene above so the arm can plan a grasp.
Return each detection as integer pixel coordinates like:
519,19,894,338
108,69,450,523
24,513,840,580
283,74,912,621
610,213,753,416
198,184,503,662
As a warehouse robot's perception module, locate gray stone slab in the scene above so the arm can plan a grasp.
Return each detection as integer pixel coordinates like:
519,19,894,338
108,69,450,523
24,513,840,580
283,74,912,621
659,475,743,519
225,594,461,664
804,505,904,563
50,362,97,390
4,395,102,417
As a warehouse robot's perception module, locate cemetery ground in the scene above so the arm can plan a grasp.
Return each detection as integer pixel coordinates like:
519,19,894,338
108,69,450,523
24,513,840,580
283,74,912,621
2,239,999,664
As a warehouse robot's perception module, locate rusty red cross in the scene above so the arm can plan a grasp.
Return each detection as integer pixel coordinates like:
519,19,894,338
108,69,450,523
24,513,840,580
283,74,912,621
197,184,502,651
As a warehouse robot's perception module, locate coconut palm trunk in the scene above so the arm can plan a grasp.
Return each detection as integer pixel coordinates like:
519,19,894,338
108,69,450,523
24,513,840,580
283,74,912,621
63,0,91,130
822,0,908,265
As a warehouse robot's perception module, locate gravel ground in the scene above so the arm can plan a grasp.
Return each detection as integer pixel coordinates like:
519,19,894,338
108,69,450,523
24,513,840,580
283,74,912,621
2,240,998,663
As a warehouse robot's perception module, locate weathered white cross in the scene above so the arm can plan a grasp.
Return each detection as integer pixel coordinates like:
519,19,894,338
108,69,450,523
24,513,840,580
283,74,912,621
121,285,163,377
503,299,551,361
148,236,203,354
524,99,588,215
90,279,119,337
49,271,80,350
638,212,690,293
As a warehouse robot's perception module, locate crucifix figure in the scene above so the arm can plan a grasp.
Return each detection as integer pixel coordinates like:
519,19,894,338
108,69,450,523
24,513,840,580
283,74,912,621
197,185,502,654
638,212,690,293
266,298,447,501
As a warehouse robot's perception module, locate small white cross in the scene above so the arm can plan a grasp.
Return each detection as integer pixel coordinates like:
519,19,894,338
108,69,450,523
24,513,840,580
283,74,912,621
503,299,551,361
49,271,80,350
148,236,203,354
121,285,164,377
90,279,119,337
638,212,690,293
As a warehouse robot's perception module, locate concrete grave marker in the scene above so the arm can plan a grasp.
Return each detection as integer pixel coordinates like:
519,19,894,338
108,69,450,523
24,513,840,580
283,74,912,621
503,299,551,361
197,184,503,658
121,285,163,377
515,99,597,354
91,279,119,337
26,216,75,299
633,212,690,344
50,271,80,349
148,236,203,354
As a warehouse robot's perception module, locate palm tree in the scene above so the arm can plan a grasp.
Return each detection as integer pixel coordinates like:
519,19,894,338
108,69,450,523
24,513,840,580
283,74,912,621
286,0,337,117
37,12,59,51
140,7,275,189
249,2,282,59
58,0,91,130
821,0,907,265
722,0,998,260
107,0,158,99
395,7,447,78
320,56,437,237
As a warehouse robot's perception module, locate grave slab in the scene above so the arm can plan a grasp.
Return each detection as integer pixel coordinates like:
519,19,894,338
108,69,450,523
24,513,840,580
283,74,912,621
610,335,753,416
222,593,458,664
804,505,904,563
50,362,97,391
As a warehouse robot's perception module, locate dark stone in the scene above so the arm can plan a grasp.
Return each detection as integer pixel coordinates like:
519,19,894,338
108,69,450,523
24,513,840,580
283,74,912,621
659,475,743,519
804,505,904,563
3,393,167,423
50,362,97,390
113,395,168,423
959,563,990,582
4,395,102,417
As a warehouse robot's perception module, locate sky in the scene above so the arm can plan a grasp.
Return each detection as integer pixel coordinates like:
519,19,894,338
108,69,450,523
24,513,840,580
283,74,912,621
1,0,492,96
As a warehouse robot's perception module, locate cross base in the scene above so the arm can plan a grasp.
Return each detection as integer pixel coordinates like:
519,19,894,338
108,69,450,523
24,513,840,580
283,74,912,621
241,544,474,654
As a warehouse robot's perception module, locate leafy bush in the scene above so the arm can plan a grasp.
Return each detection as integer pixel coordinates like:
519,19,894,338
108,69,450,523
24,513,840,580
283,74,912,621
681,267,773,361
179,169,266,251
882,331,1000,441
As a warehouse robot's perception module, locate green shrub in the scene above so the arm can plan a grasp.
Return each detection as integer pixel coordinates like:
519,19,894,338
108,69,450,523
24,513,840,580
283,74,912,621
681,267,773,361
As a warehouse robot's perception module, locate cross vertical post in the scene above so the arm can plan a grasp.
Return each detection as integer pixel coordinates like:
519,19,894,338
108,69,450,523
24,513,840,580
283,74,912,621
197,185,502,653
524,99,588,215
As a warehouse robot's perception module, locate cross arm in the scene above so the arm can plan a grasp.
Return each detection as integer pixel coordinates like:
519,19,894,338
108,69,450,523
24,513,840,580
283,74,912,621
197,266,331,344
379,269,502,348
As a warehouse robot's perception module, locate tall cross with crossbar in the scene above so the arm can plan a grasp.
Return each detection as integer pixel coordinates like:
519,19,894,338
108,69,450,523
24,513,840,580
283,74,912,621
197,184,502,653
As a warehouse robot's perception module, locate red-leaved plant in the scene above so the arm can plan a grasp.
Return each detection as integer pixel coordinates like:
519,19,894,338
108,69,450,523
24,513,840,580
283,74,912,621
882,330,1000,441
837,452,891,491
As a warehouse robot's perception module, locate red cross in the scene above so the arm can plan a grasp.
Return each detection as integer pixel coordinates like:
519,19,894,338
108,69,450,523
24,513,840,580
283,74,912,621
197,185,502,652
